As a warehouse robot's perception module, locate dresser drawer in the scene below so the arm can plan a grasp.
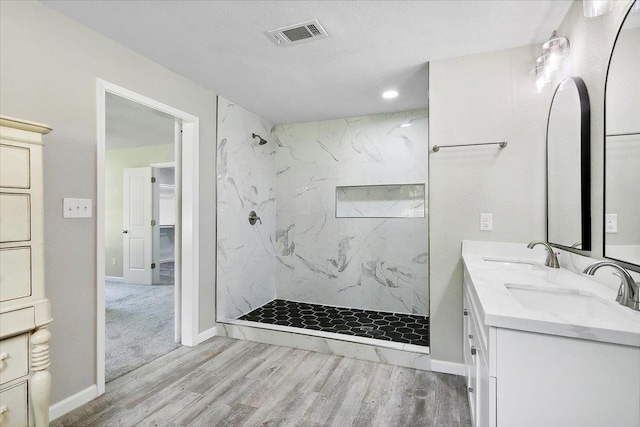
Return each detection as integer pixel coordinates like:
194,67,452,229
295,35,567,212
0,144,30,189
0,193,31,243
0,308,35,338
0,334,28,385
0,247,32,302
0,381,28,427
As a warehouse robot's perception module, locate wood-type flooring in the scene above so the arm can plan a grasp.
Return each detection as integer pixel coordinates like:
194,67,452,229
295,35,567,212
53,337,471,427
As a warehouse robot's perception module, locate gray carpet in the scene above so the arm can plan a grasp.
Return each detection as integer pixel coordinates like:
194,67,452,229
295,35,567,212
105,262,180,382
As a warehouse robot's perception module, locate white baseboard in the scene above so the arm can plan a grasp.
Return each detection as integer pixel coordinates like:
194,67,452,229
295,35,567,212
197,326,217,344
49,384,98,421
105,276,124,282
431,359,466,376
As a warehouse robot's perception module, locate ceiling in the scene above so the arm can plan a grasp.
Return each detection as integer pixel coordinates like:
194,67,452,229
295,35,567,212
47,0,572,125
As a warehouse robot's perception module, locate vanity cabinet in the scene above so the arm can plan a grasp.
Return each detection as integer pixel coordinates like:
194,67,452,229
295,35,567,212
463,266,640,427
463,275,494,427
0,116,52,427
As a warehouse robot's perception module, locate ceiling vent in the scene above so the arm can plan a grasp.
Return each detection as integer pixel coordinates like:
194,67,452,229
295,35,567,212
267,20,329,46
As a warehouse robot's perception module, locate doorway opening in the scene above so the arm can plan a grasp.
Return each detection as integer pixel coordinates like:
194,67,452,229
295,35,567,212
96,80,200,395
104,96,179,382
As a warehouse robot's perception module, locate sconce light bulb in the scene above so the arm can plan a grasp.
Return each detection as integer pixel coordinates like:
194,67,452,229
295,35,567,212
535,74,547,93
583,0,615,18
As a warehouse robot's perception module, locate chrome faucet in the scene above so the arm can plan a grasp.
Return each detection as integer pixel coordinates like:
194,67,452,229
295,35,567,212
527,240,560,268
583,261,640,311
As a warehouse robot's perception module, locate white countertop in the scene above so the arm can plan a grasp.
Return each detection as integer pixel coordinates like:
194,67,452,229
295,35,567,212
462,240,640,348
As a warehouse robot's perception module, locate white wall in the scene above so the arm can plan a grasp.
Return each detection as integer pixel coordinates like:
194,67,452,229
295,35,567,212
275,110,430,315
0,1,217,404
429,45,549,363
216,97,276,319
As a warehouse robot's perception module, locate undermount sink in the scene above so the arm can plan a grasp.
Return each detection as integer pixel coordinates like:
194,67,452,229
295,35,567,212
505,284,633,323
483,257,543,272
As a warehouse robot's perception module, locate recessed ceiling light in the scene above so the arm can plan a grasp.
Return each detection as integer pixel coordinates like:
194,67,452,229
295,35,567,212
382,90,398,99
400,123,411,128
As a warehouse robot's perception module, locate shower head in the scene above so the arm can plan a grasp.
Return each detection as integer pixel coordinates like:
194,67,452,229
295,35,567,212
252,133,268,145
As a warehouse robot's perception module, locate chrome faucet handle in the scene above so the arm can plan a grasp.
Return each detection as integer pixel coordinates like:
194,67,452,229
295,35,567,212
583,261,639,311
527,240,560,268
248,211,262,225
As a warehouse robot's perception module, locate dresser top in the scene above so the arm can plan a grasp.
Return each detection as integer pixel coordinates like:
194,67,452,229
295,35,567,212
0,115,52,135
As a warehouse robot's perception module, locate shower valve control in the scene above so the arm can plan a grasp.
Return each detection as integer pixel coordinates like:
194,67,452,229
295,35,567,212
248,211,262,225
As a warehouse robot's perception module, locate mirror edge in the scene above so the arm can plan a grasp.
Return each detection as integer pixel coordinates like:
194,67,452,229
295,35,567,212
602,0,640,272
546,76,592,252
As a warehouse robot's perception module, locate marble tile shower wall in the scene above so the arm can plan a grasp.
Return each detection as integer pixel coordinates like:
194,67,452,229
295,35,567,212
217,98,277,319
274,110,430,315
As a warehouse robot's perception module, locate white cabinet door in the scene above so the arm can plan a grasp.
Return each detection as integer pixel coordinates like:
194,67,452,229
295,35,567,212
475,340,490,427
123,167,153,285
496,328,640,427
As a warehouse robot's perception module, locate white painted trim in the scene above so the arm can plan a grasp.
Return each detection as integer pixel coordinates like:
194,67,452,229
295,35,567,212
96,82,106,395
430,359,466,376
96,79,200,396
104,276,124,282
197,326,218,344
179,121,199,347
149,161,176,168
49,384,98,422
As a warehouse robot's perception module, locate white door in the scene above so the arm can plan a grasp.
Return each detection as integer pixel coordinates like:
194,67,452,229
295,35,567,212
123,167,154,284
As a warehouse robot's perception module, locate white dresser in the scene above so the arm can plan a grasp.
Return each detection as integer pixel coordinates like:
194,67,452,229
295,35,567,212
0,116,52,427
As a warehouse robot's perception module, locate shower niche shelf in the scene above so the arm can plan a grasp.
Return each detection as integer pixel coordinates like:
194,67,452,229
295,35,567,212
336,183,425,218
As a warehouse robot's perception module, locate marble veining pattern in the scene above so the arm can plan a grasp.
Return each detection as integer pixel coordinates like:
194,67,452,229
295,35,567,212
336,184,425,218
216,322,431,372
217,98,277,319
462,241,640,347
274,110,430,315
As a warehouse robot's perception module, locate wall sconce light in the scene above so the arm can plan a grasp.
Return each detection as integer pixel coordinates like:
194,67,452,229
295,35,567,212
532,31,570,92
583,0,616,18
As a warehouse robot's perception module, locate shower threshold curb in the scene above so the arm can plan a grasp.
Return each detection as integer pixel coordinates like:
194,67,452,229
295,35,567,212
216,318,431,372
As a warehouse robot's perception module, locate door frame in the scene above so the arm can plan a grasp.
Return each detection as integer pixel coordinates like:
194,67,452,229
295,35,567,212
96,79,200,395
150,162,181,342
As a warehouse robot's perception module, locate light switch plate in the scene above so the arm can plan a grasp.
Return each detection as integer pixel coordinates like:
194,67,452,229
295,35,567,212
63,198,92,218
480,213,493,231
605,214,617,233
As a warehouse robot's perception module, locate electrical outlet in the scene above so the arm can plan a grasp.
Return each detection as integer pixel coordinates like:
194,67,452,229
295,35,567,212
63,198,92,218
112,258,117,265
605,214,617,233
480,213,493,231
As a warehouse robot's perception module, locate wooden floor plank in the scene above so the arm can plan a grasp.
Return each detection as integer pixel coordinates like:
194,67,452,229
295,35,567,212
372,366,417,427
216,404,258,427
52,337,471,427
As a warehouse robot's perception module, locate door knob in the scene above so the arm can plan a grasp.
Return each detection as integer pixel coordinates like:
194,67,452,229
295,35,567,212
123,230,128,234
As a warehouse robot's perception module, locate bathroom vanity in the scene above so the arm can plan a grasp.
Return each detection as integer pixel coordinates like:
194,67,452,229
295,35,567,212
461,241,640,427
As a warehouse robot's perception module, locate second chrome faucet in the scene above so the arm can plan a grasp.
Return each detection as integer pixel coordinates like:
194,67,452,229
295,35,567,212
583,261,640,311
527,240,560,268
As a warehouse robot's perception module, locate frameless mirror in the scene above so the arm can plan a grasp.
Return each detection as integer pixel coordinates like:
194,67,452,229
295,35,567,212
604,1,640,268
546,77,591,250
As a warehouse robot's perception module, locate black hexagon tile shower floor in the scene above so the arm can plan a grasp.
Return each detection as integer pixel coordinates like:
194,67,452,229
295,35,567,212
239,299,429,346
